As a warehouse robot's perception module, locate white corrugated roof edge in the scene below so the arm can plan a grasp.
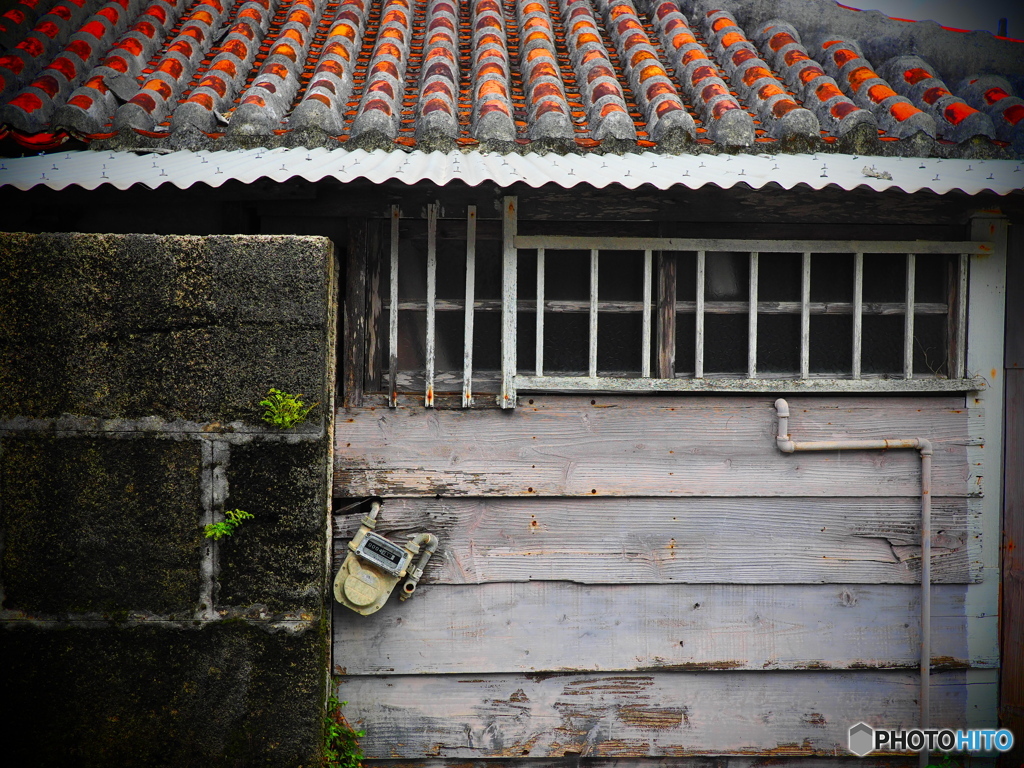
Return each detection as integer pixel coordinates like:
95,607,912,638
1,148,1022,195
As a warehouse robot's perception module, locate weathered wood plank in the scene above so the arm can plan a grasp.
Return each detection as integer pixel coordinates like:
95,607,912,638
333,396,972,498
332,583,986,675
336,671,979,759
332,497,978,584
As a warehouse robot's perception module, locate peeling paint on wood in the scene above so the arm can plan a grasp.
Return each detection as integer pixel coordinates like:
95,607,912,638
330,582,987,675
333,496,978,584
336,671,981,759
334,397,970,498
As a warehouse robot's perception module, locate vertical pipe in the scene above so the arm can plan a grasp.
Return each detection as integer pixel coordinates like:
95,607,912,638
589,249,599,379
800,252,811,379
463,206,476,408
536,248,545,376
853,252,863,379
389,205,400,408
642,249,652,378
905,253,916,380
748,251,759,379
500,196,517,408
919,445,933,768
425,203,437,408
696,250,705,379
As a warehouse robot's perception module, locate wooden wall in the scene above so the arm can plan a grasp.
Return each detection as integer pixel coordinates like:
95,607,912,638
332,395,984,763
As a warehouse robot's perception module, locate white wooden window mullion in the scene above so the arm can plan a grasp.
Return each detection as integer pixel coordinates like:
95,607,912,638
462,205,476,408
425,203,438,408
589,249,599,379
695,250,705,379
748,251,758,379
904,252,916,379
388,205,400,408
536,248,545,376
642,249,652,378
852,252,863,379
800,252,811,379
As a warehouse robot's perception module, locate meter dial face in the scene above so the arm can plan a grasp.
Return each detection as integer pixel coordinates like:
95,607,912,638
355,533,411,575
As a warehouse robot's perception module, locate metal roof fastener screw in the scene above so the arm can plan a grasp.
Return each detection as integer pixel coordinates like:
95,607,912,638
101,172,108,178
772,164,779,170
216,167,222,173
919,162,926,169
933,174,940,181
699,161,705,167
682,170,689,176
739,168,744,175
1015,166,1021,172
160,169,167,176
966,165,972,171
987,173,994,180
40,172,47,179
52,164,58,170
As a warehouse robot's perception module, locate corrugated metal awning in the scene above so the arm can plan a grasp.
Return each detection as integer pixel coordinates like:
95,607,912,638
1,148,1022,195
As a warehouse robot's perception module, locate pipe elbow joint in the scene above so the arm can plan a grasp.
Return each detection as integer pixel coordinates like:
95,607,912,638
918,438,933,456
774,398,790,417
776,437,796,453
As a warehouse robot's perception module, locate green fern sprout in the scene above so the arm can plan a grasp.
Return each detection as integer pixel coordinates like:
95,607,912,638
203,509,253,540
260,388,318,429
324,695,364,768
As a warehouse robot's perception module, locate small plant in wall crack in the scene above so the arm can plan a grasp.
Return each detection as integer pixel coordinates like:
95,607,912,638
204,509,253,540
324,694,365,768
261,388,318,428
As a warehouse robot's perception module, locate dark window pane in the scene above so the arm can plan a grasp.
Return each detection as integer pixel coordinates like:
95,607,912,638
913,314,948,376
810,315,853,374
544,313,589,372
705,251,748,300
518,311,536,373
518,249,537,301
472,311,501,371
705,314,747,373
862,315,904,374
545,250,591,301
397,221,427,299
434,312,464,372
396,310,426,369
759,252,801,302
674,252,697,303
436,239,467,301
598,313,643,372
475,239,502,301
599,251,644,301
863,254,906,302
915,255,951,304
810,253,854,303
674,313,695,375
758,315,800,373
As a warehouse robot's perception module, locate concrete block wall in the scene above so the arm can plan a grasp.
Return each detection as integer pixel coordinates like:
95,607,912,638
0,232,337,766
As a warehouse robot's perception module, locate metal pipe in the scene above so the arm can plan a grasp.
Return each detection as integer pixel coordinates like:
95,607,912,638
773,399,933,766
399,532,438,600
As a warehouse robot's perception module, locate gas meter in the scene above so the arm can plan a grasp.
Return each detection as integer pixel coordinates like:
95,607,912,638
334,500,439,616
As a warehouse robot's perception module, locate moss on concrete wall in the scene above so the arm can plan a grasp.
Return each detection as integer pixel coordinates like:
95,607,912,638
0,232,331,421
0,232,337,766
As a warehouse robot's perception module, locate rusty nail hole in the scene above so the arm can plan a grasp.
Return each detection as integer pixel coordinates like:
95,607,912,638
528,398,534,404
528,487,534,493
590,399,596,405
591,489,597,494
693,602,701,609
530,519,538,526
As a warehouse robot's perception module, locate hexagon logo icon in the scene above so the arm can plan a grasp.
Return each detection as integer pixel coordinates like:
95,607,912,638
848,722,875,756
